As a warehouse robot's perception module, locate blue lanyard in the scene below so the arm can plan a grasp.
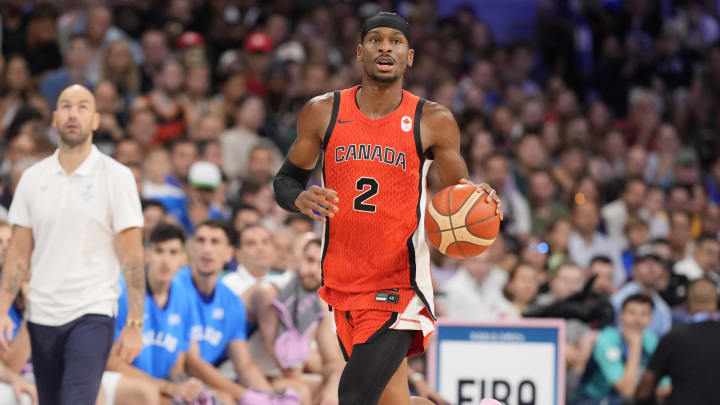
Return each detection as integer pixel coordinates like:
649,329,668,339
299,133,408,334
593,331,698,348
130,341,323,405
686,311,720,324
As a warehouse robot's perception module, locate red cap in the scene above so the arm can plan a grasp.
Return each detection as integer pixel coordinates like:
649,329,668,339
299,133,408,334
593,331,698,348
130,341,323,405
244,31,273,54
177,31,205,49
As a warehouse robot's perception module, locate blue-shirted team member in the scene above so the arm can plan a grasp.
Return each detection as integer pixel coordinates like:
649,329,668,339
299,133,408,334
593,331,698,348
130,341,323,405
176,219,300,404
0,231,36,405
103,222,207,405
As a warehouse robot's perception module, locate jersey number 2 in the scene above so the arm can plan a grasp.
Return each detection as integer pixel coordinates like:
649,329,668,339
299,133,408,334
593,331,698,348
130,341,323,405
354,177,378,213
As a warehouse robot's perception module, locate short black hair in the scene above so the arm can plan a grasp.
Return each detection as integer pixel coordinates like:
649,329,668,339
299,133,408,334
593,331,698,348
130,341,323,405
237,178,267,200
285,212,313,227
141,199,167,214
589,255,613,267
623,177,646,192
28,4,58,22
195,219,238,247
232,203,260,219
150,222,186,245
5,106,43,145
621,293,654,310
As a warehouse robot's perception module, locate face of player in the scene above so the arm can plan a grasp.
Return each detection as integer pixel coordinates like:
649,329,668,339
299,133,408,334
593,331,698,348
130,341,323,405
53,85,100,148
0,226,12,266
357,27,413,84
620,301,652,333
237,226,275,273
192,225,234,277
149,238,186,285
297,243,322,291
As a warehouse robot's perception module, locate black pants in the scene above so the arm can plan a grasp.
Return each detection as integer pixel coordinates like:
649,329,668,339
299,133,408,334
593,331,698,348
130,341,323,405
338,329,414,405
27,314,114,405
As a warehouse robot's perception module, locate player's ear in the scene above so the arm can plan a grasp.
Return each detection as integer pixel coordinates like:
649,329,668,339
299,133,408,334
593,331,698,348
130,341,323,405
407,48,414,67
51,111,58,128
356,44,363,62
92,112,100,131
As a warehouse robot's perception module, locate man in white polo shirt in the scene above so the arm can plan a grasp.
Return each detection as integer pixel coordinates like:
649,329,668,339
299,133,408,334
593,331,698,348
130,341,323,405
0,85,145,405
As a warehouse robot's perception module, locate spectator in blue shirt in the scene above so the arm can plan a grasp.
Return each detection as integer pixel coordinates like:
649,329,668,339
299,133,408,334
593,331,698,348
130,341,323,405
611,245,672,336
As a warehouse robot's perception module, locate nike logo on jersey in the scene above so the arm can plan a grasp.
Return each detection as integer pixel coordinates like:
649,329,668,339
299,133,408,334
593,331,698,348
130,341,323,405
337,119,353,124
335,144,407,171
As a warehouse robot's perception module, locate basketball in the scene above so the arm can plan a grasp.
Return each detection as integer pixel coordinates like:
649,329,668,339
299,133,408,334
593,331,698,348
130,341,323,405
425,184,500,259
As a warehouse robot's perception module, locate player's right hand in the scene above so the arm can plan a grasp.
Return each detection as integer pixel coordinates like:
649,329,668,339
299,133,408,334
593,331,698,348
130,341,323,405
168,379,204,402
0,314,16,351
295,185,339,222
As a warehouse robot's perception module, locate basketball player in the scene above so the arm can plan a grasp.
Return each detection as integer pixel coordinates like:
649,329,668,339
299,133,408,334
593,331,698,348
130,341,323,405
0,84,145,404
273,12,503,405
174,219,301,403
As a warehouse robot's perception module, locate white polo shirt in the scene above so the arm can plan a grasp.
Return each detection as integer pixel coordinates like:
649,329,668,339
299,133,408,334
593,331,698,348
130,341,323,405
8,145,143,326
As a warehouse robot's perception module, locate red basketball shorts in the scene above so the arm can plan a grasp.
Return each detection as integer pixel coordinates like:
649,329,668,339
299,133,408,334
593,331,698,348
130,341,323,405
334,295,435,359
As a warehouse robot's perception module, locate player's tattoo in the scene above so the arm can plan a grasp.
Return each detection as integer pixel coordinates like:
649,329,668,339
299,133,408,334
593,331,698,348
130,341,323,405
122,258,145,316
1,263,27,296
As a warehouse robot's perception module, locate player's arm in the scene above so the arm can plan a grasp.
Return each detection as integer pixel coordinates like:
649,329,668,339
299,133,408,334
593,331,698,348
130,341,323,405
422,102,503,219
273,93,339,222
107,347,203,401
0,356,37,404
0,226,33,350
2,321,30,373
185,342,246,399
226,339,274,391
114,227,145,362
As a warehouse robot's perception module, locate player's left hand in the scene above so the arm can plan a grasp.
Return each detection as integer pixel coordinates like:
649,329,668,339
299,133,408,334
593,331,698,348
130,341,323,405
115,326,143,362
9,372,37,405
459,178,504,220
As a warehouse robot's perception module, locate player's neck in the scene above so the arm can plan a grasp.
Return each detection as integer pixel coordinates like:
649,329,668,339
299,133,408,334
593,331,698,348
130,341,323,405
191,267,220,296
147,275,170,308
356,81,403,120
58,141,93,175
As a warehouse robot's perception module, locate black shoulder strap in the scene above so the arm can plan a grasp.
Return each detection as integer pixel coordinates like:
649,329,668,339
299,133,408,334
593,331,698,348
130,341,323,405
321,91,341,151
412,98,427,161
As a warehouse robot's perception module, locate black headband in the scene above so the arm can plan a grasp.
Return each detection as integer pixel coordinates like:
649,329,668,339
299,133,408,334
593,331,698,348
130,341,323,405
361,12,410,44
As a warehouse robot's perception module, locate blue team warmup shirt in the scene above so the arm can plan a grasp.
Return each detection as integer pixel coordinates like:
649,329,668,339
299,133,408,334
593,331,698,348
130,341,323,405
175,266,247,366
115,276,200,379
9,303,22,339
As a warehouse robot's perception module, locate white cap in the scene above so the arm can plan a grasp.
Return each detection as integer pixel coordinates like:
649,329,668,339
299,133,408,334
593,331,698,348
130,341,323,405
276,41,306,64
188,161,221,190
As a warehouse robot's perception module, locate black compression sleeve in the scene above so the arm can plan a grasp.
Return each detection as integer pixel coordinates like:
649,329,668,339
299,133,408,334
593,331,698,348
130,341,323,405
273,159,314,212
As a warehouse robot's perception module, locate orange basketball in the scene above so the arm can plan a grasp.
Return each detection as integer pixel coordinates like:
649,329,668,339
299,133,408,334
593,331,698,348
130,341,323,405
424,184,500,259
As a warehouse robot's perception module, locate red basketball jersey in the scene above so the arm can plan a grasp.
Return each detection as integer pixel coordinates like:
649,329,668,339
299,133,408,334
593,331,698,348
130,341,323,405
318,85,435,318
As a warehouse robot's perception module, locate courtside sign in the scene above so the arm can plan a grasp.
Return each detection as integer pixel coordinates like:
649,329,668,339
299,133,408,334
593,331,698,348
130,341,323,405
427,319,566,405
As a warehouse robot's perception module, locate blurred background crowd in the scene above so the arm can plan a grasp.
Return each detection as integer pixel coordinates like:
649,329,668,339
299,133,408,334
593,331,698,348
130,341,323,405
1,0,720,403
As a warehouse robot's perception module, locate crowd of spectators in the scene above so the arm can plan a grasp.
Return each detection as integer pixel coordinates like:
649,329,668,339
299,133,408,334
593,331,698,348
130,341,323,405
0,0,719,404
